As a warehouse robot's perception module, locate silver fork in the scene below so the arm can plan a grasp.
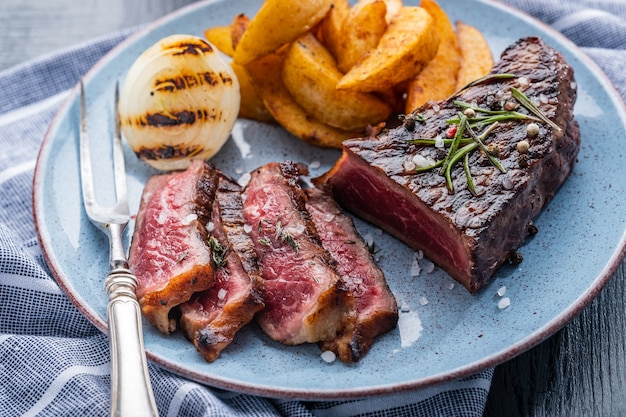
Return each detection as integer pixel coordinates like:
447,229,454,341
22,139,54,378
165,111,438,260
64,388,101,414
79,81,159,417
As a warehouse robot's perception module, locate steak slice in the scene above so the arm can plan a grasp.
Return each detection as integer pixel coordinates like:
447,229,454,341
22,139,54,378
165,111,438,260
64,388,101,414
242,161,354,345
129,160,217,334
179,172,265,362
305,186,398,362
316,37,580,293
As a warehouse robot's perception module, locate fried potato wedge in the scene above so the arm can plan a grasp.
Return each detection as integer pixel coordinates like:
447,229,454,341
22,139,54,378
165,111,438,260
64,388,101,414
318,0,350,60
405,0,461,113
231,62,274,123
454,21,494,90
231,13,250,51
335,0,388,73
355,0,403,24
246,51,359,149
233,0,334,65
282,33,392,131
337,6,439,93
204,25,235,57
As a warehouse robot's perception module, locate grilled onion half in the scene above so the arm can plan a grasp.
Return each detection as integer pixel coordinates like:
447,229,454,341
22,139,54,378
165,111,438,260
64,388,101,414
118,34,240,171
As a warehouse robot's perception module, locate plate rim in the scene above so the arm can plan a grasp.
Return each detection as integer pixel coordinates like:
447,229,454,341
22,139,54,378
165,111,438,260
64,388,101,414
32,0,626,400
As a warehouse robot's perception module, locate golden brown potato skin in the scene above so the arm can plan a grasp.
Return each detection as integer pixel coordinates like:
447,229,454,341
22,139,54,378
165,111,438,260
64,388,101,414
282,33,392,131
455,21,494,90
232,0,334,65
405,0,461,113
336,6,440,93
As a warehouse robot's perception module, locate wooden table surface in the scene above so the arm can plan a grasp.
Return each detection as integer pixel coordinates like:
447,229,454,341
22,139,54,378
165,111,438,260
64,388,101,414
2,0,624,416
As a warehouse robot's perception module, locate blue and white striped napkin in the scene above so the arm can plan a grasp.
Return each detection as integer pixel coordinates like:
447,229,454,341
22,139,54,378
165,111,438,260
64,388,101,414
1,0,624,415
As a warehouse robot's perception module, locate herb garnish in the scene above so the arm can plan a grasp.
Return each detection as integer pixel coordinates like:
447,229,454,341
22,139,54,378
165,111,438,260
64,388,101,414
208,236,228,268
408,76,559,195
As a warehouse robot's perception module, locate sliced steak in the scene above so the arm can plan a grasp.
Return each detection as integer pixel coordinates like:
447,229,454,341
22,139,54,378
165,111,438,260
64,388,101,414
242,161,354,345
316,37,580,293
129,160,217,334
179,172,265,362
305,186,398,362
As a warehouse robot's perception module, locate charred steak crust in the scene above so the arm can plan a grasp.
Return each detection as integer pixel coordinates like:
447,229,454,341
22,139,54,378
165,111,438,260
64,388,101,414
180,172,265,363
305,186,398,362
242,161,355,345
129,160,218,334
316,37,580,293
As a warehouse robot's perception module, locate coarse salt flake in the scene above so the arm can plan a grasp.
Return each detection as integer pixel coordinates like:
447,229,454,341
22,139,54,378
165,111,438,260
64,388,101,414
419,296,429,306
412,154,435,169
414,249,424,260
410,259,421,277
434,135,444,148
448,282,455,290
237,172,251,187
496,286,507,297
309,160,321,169
321,351,336,363
498,297,511,309
243,224,253,234
422,260,435,274
181,214,197,225
206,222,215,232
217,288,228,300
403,159,416,172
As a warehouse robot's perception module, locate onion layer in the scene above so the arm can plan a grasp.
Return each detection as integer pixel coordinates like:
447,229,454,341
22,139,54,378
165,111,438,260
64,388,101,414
119,34,240,171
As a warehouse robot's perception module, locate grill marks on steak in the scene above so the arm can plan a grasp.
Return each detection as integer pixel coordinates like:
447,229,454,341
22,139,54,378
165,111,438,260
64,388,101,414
242,161,355,345
179,173,264,362
305,187,398,362
316,37,580,293
129,160,218,334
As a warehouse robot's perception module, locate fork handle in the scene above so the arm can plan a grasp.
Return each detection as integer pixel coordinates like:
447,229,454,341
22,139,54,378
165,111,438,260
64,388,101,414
106,267,159,417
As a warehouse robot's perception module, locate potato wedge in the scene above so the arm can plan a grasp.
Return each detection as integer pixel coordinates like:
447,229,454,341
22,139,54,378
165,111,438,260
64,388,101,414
204,25,235,57
246,51,359,149
355,0,403,24
454,21,493,90
282,33,392,131
231,62,274,123
336,0,388,73
337,6,439,93
233,0,334,65
317,0,350,60
231,13,250,51
405,0,461,113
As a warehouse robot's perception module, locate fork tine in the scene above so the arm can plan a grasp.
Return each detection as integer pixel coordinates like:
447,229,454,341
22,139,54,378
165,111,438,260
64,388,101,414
79,80,97,218
112,82,129,213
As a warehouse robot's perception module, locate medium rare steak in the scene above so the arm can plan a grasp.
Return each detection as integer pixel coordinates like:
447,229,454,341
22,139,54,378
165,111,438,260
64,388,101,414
316,37,580,293
305,187,398,362
129,160,217,334
179,172,265,362
242,161,354,345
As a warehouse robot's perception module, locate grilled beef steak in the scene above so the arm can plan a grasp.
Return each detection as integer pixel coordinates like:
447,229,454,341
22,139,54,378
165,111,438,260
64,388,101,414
316,37,580,293
305,187,398,362
129,160,218,334
180,172,265,362
242,161,355,345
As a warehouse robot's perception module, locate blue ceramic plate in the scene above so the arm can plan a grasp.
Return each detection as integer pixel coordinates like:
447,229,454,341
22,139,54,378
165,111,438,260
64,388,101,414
33,0,626,400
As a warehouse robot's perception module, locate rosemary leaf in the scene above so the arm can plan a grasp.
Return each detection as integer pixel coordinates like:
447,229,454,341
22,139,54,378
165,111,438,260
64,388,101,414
445,143,478,193
449,73,517,98
464,153,479,197
510,87,562,132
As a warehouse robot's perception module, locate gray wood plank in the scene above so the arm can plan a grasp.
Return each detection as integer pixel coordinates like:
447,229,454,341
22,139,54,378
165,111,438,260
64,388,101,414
2,1,624,416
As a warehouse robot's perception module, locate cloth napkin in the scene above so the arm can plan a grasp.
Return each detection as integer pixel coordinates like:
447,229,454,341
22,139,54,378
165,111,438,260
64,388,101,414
0,0,624,416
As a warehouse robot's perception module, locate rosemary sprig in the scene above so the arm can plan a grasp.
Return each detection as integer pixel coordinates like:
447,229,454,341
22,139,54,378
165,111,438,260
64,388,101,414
510,87,562,132
407,74,561,196
449,73,517,98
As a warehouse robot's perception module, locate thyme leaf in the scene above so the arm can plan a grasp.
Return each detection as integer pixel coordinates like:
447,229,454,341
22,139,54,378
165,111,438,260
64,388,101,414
208,236,228,268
